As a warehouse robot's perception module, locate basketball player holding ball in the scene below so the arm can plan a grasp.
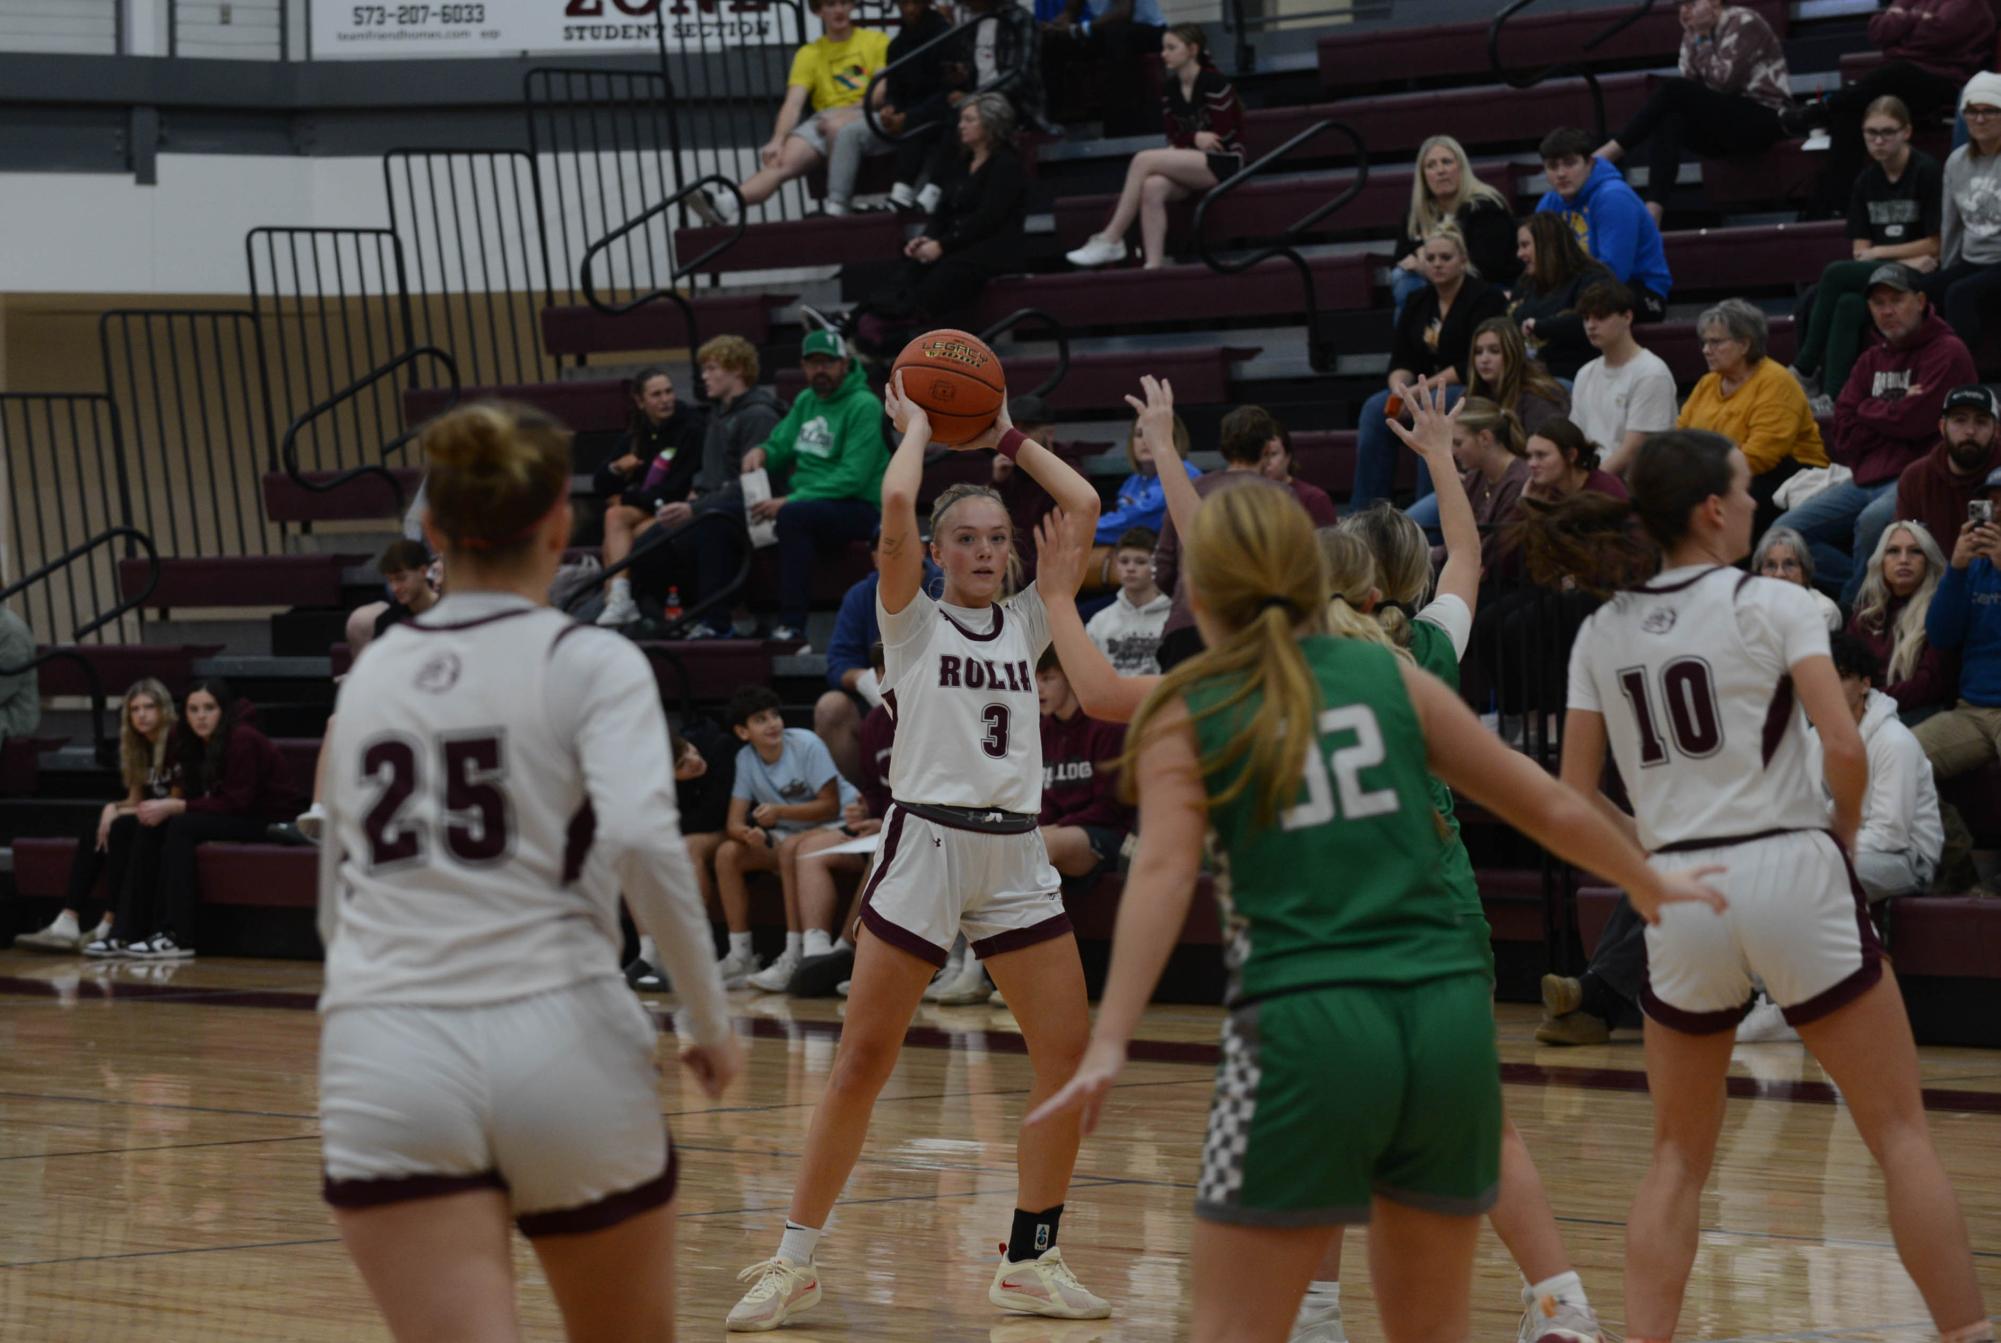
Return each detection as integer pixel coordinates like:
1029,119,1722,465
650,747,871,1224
726,368,1114,1331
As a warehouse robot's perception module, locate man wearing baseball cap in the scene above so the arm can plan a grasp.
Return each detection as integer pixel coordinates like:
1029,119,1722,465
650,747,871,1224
1894,384,2001,559
1777,261,1974,601
1914,423,2001,787
740,329,890,645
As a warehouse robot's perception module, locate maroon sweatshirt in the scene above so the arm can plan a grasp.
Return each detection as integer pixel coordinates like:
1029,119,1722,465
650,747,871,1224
1846,599,1958,715
857,704,895,819
1039,710,1131,832
183,714,304,822
1867,0,1998,82
1833,310,1976,486
1156,470,1336,636
1894,436,2001,561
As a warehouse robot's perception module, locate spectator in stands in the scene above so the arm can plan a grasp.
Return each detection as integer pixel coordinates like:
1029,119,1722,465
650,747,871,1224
1535,127,1675,321
713,686,846,989
1914,472,2001,779
1046,0,1166,136
857,93,1027,354
944,0,1047,154
1084,525,1170,673
1818,632,1945,900
1591,0,1791,224
1787,0,1996,216
1036,646,1132,878
111,679,301,961
691,0,892,226
1774,263,1975,602
1922,73,2001,361
1087,403,1198,587
1571,281,1680,476
366,540,439,638
824,0,954,216
1384,135,1520,321
1523,418,1629,503
1897,384,2001,553
1677,297,1829,532
1428,396,1531,573
1063,23,1245,270
1791,97,1945,407
1849,519,1956,719
1509,213,1613,381
593,368,707,627
1467,315,1572,440
1258,422,1338,525
1351,224,1511,509
0,604,37,750
1153,402,1334,668
1755,526,1847,630
22,680,175,956
741,330,891,644
820,526,942,780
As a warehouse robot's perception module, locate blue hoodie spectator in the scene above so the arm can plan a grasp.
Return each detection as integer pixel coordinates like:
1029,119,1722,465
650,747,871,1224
1925,554,2001,705
825,559,944,690
1095,460,1202,544
1534,155,1674,313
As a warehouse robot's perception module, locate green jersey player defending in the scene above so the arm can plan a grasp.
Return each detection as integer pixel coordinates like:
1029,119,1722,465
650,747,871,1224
1030,482,1725,1343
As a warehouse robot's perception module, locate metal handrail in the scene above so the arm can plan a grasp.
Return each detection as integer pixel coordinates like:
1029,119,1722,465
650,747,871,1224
277,346,461,516
1191,119,1368,374
976,309,1072,401
0,526,160,765
1487,0,1659,142
560,510,755,643
860,10,1028,146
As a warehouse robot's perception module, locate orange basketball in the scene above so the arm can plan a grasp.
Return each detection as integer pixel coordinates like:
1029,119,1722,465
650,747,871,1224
891,328,1006,447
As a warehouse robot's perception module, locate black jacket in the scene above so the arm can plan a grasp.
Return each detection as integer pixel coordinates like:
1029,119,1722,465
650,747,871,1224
928,145,1028,269
593,405,708,509
1509,261,1614,380
1391,276,1511,383
886,7,955,109
1396,194,1522,290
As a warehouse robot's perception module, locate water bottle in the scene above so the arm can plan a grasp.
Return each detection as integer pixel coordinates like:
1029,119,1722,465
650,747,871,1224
664,586,684,623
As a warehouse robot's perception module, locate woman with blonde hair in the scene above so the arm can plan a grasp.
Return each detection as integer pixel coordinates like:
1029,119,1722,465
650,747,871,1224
21,679,178,955
1389,135,1520,320
1847,519,1955,718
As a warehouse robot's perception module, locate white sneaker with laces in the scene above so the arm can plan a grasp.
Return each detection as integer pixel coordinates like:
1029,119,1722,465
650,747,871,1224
748,948,802,993
597,589,641,627
930,957,992,1005
988,1246,1111,1319
17,911,84,953
1735,994,1799,1043
1291,1295,1348,1343
130,934,195,962
922,955,965,1001
1065,234,1127,268
1516,1289,1604,1343
726,1256,822,1331
716,946,763,989
82,936,130,959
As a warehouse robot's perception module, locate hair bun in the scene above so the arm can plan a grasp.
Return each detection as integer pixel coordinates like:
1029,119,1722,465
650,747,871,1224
419,401,573,555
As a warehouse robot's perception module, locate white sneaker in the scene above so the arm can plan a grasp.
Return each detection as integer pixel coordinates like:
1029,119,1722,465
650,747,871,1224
916,182,942,214
716,946,763,989
835,978,852,997
748,947,802,994
17,911,84,953
597,589,641,627
988,986,1008,1008
887,181,917,209
1065,234,1127,268
295,802,327,843
922,955,966,1001
82,936,132,959
822,200,850,217
129,934,195,962
930,957,992,1005
988,1246,1112,1319
726,1256,822,1331
1292,1295,1348,1343
1735,994,1799,1043
1516,1288,1604,1343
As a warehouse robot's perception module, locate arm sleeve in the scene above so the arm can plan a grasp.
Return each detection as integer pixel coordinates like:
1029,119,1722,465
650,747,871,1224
1093,475,1144,542
1388,296,1428,376
1867,0,1917,44
1857,729,1918,854
1151,507,1183,604
940,152,1027,253
1846,171,1874,241
825,581,876,688
760,401,803,475
795,731,841,794
1739,381,1810,474
548,630,732,1048
1631,363,1681,432
1884,642,1953,712
1078,720,1133,830
1926,564,1974,651
1919,156,1944,238
1940,161,1964,267
1009,582,1053,660
1738,578,1833,671
1417,593,1474,659
730,747,757,803
788,43,821,90
1591,196,1645,286
1206,73,1247,153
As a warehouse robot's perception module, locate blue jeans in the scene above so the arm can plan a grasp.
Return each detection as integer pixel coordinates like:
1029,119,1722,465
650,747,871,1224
1352,383,1458,511
1405,491,1441,541
1772,477,1898,606
776,496,880,629
1390,266,1428,325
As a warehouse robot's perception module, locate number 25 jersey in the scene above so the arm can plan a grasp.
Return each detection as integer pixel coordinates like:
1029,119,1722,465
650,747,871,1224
1566,566,1831,853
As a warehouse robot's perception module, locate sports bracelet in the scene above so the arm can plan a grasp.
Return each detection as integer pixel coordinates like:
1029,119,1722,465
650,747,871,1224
996,428,1029,460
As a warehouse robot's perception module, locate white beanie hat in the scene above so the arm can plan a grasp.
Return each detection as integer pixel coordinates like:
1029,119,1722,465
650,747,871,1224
1963,70,2001,114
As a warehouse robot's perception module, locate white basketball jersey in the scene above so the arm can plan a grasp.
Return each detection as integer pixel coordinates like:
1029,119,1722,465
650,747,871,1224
1567,566,1832,852
315,592,729,1046
878,584,1051,814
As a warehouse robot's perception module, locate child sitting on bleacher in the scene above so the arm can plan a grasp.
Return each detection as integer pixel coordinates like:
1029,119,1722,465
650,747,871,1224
1084,527,1170,675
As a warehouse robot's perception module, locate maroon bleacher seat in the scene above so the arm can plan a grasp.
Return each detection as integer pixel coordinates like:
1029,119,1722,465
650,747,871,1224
539,291,786,361
746,539,875,607
11,836,316,912
974,254,1376,332
674,212,908,278
12,837,82,903
1249,73,1651,161
633,639,779,703
1886,896,2001,978
263,469,423,526
404,379,631,435
1700,140,1821,210
776,345,1258,414
1287,429,1418,501
36,645,222,701
1663,221,1849,293
1066,872,1222,945
119,554,367,611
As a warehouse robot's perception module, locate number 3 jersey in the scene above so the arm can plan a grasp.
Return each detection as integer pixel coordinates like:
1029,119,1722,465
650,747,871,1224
878,584,1051,815
1567,566,1831,853
314,592,729,1044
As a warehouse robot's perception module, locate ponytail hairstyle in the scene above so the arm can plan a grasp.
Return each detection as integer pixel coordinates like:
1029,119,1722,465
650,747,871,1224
1454,396,1525,457
1119,485,1328,827
1336,502,1432,649
172,677,247,799
1469,316,1567,415
624,366,674,439
118,678,177,796
1518,429,1737,593
929,482,1022,595
1315,528,1412,665
421,401,574,561
1529,416,1601,473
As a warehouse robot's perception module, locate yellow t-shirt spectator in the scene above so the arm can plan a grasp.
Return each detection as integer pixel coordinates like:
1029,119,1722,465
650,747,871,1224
788,29,892,113
1676,356,1828,476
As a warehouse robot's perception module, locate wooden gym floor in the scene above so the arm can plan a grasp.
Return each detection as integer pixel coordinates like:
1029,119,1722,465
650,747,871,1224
1,950,1997,1342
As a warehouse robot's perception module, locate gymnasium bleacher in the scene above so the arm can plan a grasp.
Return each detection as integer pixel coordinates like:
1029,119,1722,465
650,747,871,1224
4,0,2000,1045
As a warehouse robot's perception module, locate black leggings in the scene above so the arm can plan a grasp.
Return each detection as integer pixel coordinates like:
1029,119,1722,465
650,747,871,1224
1612,77,1785,206
64,811,142,927
120,811,268,946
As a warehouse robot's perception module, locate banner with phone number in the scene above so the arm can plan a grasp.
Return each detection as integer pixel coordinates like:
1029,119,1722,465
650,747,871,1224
314,0,799,60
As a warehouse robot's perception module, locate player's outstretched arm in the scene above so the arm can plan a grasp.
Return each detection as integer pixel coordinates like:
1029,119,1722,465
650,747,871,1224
1123,376,1200,543
1404,664,1727,925
1389,375,1479,613
967,396,1101,533
1027,697,1205,1136
1033,511,1158,724
1790,652,1867,852
878,373,933,616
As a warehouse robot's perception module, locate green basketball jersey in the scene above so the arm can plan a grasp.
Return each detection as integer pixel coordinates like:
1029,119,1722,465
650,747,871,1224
1409,615,1489,972
1187,635,1490,1005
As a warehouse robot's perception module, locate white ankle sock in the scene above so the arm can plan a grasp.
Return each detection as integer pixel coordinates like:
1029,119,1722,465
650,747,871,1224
777,1221,821,1266
1525,1269,1584,1302
785,931,803,957
729,931,753,957
50,910,80,938
608,577,630,600
804,929,833,957
1303,1280,1340,1305
637,934,658,965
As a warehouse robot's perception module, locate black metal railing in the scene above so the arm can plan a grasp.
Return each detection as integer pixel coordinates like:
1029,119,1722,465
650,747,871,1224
977,309,1071,401
384,149,560,388
1488,0,1659,142
98,309,279,559
1192,120,1369,374
277,347,462,518
0,394,139,647
577,174,748,386
860,8,1032,147
559,511,753,642
0,526,159,765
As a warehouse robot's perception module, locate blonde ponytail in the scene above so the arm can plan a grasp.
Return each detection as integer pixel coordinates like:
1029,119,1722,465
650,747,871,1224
1315,528,1412,665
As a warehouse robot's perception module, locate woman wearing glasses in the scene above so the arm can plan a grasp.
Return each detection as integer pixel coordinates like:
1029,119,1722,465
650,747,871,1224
1922,72,2001,358
1675,298,1827,535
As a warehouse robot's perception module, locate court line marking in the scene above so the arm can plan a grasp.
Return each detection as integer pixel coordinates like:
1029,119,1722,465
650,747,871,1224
0,1133,319,1164
0,1089,317,1121
0,1236,343,1271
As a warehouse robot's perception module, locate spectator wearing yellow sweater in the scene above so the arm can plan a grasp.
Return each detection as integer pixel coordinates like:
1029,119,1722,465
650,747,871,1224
1676,298,1827,533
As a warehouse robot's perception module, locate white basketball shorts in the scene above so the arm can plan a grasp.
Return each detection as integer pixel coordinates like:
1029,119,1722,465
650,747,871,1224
1641,828,1882,1034
858,801,1071,966
320,976,675,1235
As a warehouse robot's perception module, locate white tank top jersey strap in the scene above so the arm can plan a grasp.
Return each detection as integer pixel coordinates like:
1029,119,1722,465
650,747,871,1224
1565,566,1832,853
